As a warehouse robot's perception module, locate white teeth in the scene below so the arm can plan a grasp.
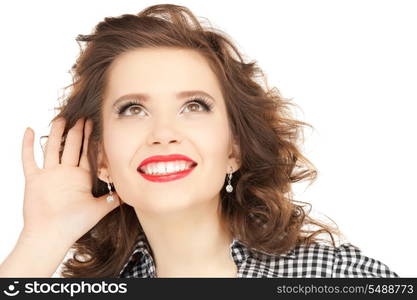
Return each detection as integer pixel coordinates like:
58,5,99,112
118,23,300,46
142,160,194,175
166,163,175,174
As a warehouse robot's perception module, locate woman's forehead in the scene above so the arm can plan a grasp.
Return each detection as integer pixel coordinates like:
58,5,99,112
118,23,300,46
108,47,212,77
104,48,222,104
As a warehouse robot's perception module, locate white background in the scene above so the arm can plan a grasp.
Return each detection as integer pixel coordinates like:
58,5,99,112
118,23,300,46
0,0,415,277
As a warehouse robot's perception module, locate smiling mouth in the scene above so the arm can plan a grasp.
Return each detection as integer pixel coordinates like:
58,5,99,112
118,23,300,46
137,163,198,183
137,161,197,176
139,165,197,176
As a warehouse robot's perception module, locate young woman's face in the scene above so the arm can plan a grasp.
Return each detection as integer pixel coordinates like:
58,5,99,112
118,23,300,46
98,47,240,214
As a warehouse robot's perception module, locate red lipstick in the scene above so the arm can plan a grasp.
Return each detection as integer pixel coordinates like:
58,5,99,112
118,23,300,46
138,154,196,168
137,154,197,183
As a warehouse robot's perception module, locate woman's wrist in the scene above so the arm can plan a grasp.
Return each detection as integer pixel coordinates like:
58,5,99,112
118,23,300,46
0,229,73,277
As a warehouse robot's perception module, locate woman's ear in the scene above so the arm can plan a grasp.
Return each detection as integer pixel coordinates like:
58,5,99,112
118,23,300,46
96,144,110,182
228,138,241,172
97,168,109,183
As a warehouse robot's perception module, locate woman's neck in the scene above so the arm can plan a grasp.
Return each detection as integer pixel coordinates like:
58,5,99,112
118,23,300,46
133,197,238,277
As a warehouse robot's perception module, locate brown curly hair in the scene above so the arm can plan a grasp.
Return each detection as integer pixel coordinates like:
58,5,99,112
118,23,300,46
53,4,342,277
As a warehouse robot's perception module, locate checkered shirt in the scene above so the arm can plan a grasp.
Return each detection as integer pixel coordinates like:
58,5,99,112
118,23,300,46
118,234,399,278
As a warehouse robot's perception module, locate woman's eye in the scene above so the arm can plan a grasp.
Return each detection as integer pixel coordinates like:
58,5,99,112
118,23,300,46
119,104,145,117
117,98,212,117
182,101,207,113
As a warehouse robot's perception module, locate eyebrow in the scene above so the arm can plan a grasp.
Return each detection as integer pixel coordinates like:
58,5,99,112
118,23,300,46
111,90,216,108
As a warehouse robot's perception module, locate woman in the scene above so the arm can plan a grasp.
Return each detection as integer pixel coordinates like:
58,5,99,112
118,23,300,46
0,4,398,278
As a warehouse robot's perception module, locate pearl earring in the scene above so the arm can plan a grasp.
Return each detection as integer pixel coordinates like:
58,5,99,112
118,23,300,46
106,179,115,203
226,166,233,193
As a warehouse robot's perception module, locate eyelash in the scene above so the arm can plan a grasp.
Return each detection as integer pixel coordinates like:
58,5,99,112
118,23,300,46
115,96,214,117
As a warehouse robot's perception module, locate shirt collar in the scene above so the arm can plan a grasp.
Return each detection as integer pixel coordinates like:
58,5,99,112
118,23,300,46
119,233,296,277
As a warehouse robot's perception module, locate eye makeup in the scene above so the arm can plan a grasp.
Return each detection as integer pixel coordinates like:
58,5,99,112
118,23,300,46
114,95,214,117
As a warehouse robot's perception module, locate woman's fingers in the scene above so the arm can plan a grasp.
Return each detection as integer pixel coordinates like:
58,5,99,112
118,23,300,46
43,118,66,169
21,127,39,177
61,118,85,167
79,119,93,171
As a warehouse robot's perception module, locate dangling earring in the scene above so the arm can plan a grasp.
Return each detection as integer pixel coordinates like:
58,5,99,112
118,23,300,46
225,166,233,193
106,178,115,203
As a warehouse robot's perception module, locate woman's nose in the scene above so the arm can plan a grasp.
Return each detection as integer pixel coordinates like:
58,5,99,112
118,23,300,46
146,118,182,146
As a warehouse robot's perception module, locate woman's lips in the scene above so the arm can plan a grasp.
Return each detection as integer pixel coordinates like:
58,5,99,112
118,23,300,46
138,165,197,182
139,154,196,168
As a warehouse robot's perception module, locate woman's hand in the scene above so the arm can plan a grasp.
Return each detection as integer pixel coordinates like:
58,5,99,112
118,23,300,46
20,117,120,245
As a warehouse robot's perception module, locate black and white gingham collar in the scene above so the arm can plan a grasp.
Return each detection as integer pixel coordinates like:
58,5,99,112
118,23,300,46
117,233,399,278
